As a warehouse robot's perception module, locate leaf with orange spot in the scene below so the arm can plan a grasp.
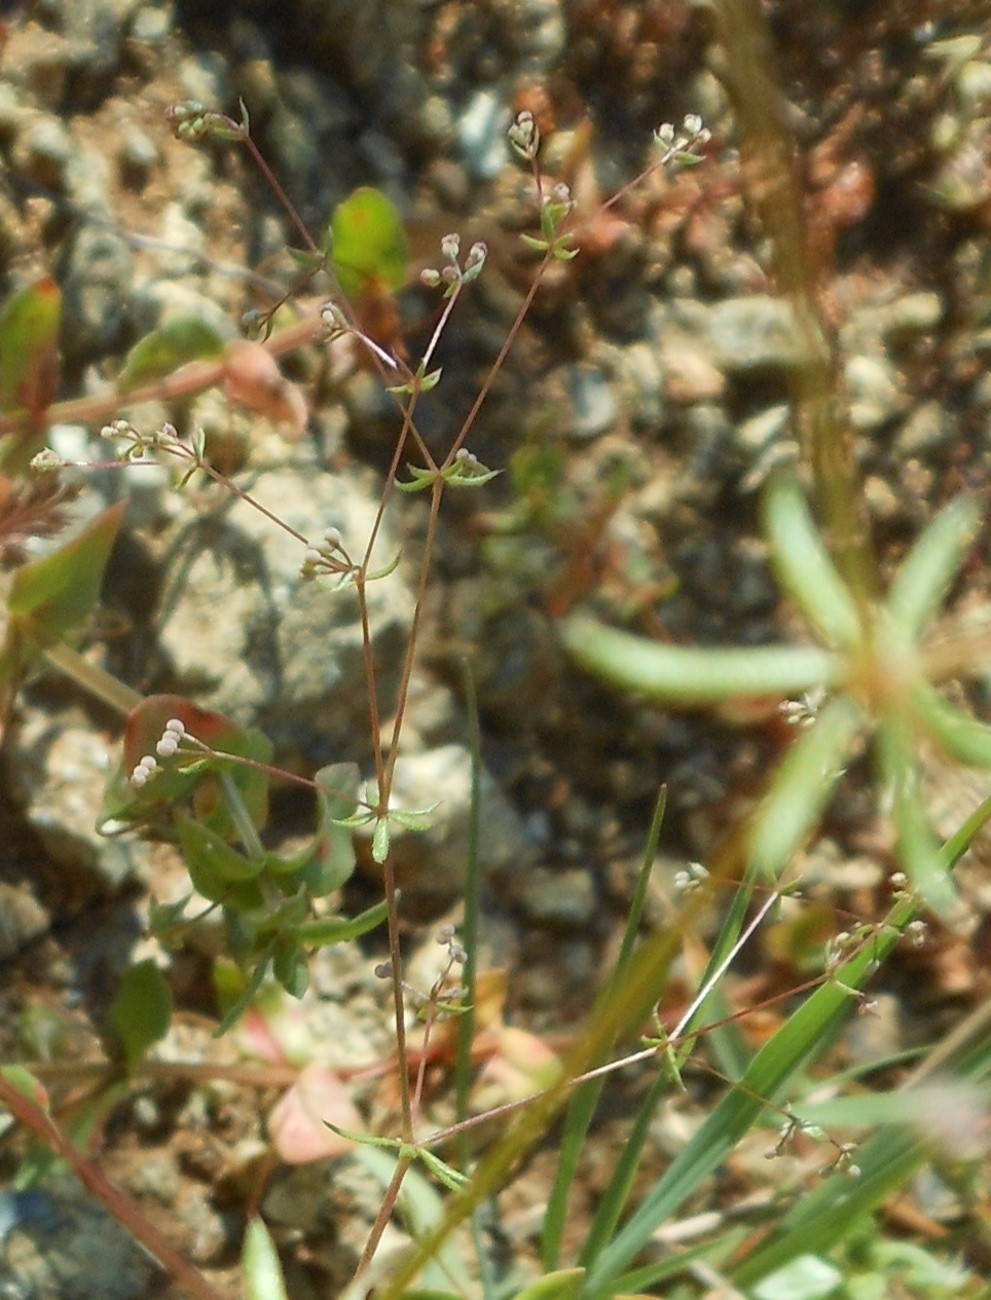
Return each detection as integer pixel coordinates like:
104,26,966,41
0,277,61,418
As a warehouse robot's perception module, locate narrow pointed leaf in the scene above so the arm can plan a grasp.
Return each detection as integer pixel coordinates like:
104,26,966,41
762,475,861,649
748,696,863,878
886,496,980,638
243,1217,290,1300
911,682,991,768
562,616,843,706
6,501,126,644
875,714,963,924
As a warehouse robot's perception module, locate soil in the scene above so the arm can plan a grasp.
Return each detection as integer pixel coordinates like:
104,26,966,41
1,1,991,1297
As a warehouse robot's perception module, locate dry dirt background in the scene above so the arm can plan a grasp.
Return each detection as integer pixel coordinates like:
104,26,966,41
1,1,991,1296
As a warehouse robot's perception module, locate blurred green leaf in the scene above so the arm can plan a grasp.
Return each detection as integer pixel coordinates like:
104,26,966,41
885,496,980,639
0,502,126,699
105,959,172,1073
748,696,863,878
561,616,842,705
0,276,61,415
6,500,125,640
326,187,408,299
117,316,225,391
242,1217,290,1300
514,1270,586,1300
763,474,861,650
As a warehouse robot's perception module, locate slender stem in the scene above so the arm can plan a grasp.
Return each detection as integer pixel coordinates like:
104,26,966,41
0,1073,228,1300
42,644,142,716
352,1153,414,1279
712,0,873,603
442,251,553,467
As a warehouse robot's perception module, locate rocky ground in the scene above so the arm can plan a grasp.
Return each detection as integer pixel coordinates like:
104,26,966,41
1,1,991,1296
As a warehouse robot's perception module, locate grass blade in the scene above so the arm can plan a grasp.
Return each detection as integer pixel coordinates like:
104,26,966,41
544,790,667,1270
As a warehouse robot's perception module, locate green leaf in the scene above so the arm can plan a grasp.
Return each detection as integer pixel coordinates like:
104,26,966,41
0,276,61,414
213,952,271,1036
297,897,389,947
327,187,408,300
875,713,964,923
372,815,391,864
176,812,265,900
513,1270,586,1300
117,316,225,391
242,1217,290,1300
273,938,308,998
389,805,437,833
750,1256,843,1300
886,495,980,639
307,763,359,893
748,696,864,878
0,502,127,699
762,474,861,650
6,500,126,643
105,959,172,1073
561,616,843,706
910,682,991,768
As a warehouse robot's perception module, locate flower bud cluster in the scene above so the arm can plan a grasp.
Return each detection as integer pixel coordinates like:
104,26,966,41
653,113,712,165
780,686,826,728
101,418,181,462
673,860,709,894
420,232,487,294
437,921,467,966
300,526,354,581
164,101,244,143
129,717,188,788
509,110,540,161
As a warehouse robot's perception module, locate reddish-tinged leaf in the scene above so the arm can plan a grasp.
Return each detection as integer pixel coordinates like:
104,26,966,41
221,339,308,438
0,276,61,417
326,187,408,300
6,501,125,633
268,1063,362,1163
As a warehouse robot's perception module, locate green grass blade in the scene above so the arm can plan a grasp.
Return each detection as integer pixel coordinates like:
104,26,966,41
762,474,861,649
455,664,497,1300
582,787,991,1298
732,1016,991,1286
561,617,842,705
578,862,762,1269
582,896,917,1298
543,789,667,1271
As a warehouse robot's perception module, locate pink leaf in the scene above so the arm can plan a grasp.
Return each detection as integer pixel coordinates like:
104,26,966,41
221,339,308,439
268,1063,362,1164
